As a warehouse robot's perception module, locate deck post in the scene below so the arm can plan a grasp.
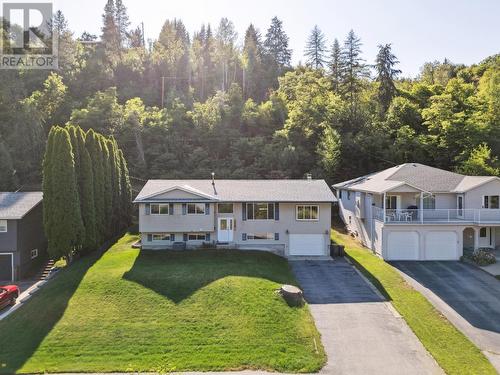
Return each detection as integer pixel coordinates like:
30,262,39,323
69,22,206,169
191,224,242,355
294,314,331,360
473,227,480,250
420,192,424,224
383,192,386,223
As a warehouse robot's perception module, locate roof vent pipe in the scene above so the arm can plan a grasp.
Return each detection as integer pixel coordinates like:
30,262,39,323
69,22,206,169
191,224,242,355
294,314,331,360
306,173,312,181
211,172,217,194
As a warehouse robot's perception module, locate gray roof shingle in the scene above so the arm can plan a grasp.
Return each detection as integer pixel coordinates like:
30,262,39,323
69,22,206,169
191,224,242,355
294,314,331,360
0,192,43,219
333,163,497,193
134,180,336,202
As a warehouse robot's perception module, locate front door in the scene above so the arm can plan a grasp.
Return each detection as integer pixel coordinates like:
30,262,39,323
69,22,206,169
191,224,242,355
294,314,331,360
479,227,492,248
217,217,233,242
457,195,464,218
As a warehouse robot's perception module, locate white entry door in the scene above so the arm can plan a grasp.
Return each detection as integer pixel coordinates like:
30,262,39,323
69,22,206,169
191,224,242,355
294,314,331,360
217,217,234,242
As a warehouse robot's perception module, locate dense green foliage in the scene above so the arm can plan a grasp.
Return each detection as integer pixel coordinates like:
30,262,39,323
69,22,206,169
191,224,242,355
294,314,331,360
42,125,131,260
0,234,325,373
331,228,496,375
0,1,498,193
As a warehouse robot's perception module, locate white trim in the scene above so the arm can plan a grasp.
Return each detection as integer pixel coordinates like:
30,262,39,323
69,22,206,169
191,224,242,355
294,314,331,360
295,205,320,221
245,203,275,221
453,176,500,193
0,220,7,233
187,233,207,241
30,249,38,259
136,185,217,201
0,253,14,281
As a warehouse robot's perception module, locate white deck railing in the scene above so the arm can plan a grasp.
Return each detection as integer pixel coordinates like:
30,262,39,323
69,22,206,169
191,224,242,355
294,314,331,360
372,208,500,224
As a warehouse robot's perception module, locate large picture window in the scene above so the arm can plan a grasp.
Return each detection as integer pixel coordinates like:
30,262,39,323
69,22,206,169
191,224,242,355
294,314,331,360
484,195,500,209
385,195,397,210
423,195,436,210
246,203,274,220
187,203,205,214
0,220,6,232
217,203,233,214
296,205,319,221
151,203,169,215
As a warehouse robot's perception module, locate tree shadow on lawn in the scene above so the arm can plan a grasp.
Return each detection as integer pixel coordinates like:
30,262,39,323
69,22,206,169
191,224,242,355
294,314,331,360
123,249,294,304
0,248,106,374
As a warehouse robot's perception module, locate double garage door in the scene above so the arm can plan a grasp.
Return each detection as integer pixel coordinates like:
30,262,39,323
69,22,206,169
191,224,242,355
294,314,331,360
386,231,458,261
289,234,326,256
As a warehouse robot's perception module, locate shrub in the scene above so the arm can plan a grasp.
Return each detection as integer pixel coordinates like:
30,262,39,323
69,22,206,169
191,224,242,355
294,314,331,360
471,248,496,266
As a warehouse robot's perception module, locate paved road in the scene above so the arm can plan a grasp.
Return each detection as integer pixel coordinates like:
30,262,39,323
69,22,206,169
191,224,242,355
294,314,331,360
392,261,500,372
290,258,443,375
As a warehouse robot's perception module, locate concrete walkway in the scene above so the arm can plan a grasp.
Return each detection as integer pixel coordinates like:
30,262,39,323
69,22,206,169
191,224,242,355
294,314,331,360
392,261,500,373
290,258,443,375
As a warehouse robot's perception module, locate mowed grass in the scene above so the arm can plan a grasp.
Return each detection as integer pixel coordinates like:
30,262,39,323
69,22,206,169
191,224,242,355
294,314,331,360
332,228,496,375
0,234,325,374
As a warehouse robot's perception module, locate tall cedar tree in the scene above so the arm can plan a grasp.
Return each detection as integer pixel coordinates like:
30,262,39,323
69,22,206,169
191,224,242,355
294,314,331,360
101,0,120,63
304,25,327,69
114,0,130,47
264,16,292,87
86,129,106,244
242,24,264,100
374,43,401,114
329,38,342,92
43,127,84,261
101,137,114,237
340,30,369,108
118,149,132,228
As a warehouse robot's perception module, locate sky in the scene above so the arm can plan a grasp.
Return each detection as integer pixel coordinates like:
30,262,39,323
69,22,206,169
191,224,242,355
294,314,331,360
51,0,500,77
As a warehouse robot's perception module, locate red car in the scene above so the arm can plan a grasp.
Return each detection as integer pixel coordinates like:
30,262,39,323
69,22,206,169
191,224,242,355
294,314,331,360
0,285,19,310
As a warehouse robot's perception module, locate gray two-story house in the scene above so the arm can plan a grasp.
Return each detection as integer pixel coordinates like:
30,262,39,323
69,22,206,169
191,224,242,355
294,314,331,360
0,192,47,281
134,178,336,257
333,163,500,261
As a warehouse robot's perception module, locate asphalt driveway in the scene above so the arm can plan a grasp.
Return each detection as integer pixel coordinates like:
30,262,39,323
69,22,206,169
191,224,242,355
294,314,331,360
290,259,442,374
392,261,500,371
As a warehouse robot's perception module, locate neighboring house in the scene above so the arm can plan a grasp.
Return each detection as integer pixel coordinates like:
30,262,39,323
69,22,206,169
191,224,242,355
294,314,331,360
0,192,47,281
134,178,336,257
333,163,500,261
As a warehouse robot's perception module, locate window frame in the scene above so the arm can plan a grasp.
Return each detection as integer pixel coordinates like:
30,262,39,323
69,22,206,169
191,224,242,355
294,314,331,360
296,205,320,221
30,249,38,259
247,233,274,240
484,195,500,209
423,195,436,210
217,203,234,214
150,203,169,215
152,233,171,241
187,203,206,215
480,227,487,238
0,220,6,233
246,203,274,220
385,195,398,210
188,233,206,241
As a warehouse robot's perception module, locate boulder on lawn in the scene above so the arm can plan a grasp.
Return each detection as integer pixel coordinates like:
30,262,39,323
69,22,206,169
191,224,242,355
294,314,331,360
279,284,304,306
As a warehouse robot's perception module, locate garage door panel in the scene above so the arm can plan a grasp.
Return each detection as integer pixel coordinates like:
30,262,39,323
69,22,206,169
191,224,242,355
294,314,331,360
424,231,457,260
387,231,419,260
289,234,325,256
0,254,13,281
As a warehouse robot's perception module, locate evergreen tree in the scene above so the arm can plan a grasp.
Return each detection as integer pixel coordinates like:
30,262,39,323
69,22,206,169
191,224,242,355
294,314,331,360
86,130,106,244
304,25,327,69
340,30,369,111
101,0,120,62
43,127,84,261
242,24,264,100
115,0,130,47
264,17,292,69
329,38,342,92
374,43,401,114
101,137,113,237
118,149,132,228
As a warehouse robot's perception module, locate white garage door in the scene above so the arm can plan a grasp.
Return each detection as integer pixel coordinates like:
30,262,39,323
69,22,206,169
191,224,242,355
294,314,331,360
386,231,419,260
424,231,457,260
289,234,325,256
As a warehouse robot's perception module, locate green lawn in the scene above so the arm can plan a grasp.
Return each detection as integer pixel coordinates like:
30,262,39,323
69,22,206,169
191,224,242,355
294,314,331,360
0,234,325,374
332,228,496,375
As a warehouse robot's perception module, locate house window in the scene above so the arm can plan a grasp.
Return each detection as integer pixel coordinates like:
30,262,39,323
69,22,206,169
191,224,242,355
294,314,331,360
347,191,351,200
151,204,169,215
246,203,274,220
480,227,487,237
338,190,343,199
0,220,6,232
296,205,319,221
247,233,274,240
385,195,397,210
152,233,171,241
484,195,500,209
218,203,233,214
188,233,206,241
423,195,436,209
31,249,38,259
187,203,205,214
